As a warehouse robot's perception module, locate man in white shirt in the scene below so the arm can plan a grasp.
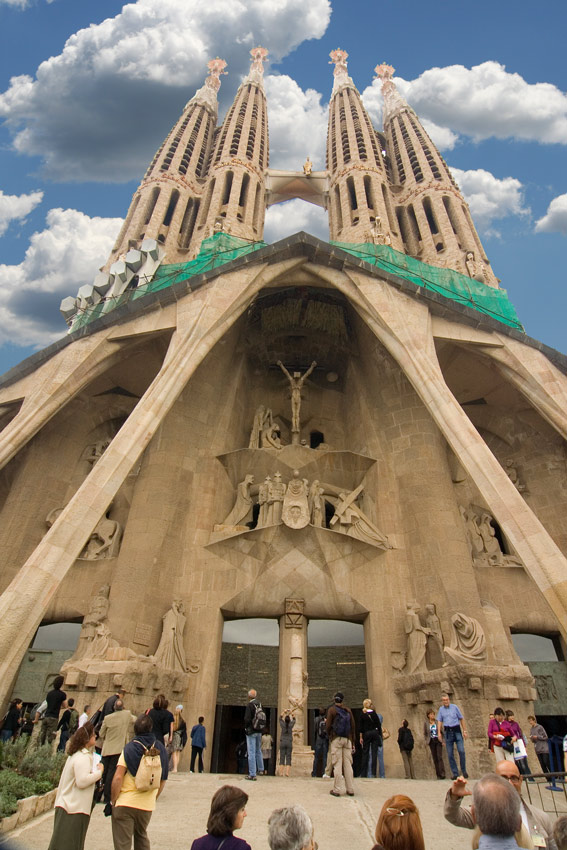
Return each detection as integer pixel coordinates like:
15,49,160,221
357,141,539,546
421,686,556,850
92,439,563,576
78,705,90,728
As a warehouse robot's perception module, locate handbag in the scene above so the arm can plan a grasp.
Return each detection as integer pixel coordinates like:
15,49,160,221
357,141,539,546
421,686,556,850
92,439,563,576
501,736,514,753
513,738,527,759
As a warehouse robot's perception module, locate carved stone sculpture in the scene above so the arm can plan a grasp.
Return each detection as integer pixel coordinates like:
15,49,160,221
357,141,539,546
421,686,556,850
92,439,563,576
478,512,504,565
220,474,254,527
262,420,282,449
424,603,445,669
82,621,117,659
257,475,271,528
282,469,310,529
268,472,286,524
303,156,312,175
249,405,268,449
79,510,122,560
74,584,110,659
444,612,487,664
461,505,521,567
404,602,430,675
308,479,324,527
504,459,526,492
153,600,188,672
277,360,317,444
329,485,391,549
82,439,111,467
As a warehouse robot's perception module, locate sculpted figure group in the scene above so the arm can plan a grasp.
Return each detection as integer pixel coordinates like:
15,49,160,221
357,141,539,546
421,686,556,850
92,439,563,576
401,602,487,675
218,469,391,549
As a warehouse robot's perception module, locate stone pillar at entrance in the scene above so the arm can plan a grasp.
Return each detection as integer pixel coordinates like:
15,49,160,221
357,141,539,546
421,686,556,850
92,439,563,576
278,599,312,775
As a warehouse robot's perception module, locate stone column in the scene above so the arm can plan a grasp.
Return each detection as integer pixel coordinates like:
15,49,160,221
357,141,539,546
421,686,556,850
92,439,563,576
278,599,312,775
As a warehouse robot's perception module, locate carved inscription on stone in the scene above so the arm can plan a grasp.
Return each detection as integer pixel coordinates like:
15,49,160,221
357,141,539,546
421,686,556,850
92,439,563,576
133,623,153,647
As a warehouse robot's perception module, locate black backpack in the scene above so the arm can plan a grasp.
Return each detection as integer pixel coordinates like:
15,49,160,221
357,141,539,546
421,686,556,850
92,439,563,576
252,702,266,731
332,706,351,738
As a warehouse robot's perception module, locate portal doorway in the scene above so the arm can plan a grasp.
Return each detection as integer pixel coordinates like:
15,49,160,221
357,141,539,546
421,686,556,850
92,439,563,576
212,618,279,773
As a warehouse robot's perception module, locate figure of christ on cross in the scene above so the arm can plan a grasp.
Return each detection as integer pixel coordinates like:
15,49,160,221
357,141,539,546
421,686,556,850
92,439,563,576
276,360,317,444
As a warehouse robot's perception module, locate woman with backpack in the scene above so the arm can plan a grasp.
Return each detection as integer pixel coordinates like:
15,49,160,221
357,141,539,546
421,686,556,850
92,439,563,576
359,699,382,778
397,719,415,779
278,710,296,776
47,722,103,850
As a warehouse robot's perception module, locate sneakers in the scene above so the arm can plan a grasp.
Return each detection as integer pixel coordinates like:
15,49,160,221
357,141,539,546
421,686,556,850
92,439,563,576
246,775,257,781
329,790,340,797
322,773,331,779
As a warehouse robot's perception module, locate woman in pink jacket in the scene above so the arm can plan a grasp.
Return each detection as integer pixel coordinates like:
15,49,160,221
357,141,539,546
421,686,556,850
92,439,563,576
487,707,515,764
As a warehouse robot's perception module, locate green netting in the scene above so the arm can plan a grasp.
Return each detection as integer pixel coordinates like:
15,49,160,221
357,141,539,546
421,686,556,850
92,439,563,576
331,241,523,330
72,233,523,333
71,232,267,332
143,232,267,294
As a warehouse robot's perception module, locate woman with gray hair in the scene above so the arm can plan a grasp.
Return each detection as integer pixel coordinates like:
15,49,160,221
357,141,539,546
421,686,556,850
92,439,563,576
268,805,315,850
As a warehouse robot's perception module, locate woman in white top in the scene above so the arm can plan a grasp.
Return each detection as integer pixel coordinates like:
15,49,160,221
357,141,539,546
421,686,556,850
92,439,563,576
48,722,103,850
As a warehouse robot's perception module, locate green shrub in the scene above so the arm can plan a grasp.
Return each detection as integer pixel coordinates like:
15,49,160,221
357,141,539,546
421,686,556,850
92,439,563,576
0,772,37,800
33,779,52,796
19,745,65,788
0,791,18,819
0,738,29,771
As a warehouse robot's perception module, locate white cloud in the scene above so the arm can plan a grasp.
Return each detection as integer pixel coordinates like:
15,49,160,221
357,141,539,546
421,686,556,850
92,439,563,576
265,75,327,170
0,0,331,181
0,189,43,236
535,194,567,235
264,199,328,243
450,167,529,235
362,62,567,147
0,208,122,346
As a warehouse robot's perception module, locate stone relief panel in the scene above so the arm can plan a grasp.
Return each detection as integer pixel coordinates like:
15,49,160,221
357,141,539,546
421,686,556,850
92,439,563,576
393,605,488,674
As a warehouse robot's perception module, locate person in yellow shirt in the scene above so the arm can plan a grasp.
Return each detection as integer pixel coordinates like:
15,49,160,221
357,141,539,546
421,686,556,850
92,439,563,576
110,714,169,850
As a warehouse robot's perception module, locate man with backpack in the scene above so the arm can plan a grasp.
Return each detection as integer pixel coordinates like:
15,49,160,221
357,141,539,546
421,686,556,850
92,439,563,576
244,688,265,781
326,692,356,797
110,713,168,850
312,708,329,777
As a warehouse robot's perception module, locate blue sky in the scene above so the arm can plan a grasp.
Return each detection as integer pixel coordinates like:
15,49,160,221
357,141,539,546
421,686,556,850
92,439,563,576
0,0,566,377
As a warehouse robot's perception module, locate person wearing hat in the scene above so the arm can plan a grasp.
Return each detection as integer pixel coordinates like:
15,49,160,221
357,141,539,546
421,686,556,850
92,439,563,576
326,692,356,798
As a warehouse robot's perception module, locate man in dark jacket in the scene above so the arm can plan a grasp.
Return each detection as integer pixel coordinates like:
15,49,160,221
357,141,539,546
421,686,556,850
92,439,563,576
38,675,67,745
326,692,355,798
243,688,264,781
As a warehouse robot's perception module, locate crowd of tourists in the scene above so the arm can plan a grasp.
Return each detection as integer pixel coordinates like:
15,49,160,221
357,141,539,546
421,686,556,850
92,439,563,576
2,679,566,850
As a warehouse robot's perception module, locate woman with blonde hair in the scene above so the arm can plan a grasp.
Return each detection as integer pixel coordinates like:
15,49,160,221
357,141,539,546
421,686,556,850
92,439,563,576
359,698,382,778
171,704,187,773
373,795,425,850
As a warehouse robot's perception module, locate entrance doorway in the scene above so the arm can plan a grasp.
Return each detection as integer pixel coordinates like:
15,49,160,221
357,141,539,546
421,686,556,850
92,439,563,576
212,618,279,773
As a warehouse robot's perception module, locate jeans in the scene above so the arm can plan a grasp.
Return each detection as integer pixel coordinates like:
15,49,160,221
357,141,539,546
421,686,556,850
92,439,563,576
312,739,329,776
246,732,264,777
361,730,380,777
0,729,13,743
190,746,204,772
444,727,467,777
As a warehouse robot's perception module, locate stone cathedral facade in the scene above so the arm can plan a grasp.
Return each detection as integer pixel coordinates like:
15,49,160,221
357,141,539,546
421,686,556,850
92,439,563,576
0,48,566,777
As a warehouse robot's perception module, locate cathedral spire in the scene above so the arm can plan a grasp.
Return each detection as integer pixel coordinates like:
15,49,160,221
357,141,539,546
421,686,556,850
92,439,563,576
191,47,269,247
103,59,227,269
375,62,498,286
326,49,402,248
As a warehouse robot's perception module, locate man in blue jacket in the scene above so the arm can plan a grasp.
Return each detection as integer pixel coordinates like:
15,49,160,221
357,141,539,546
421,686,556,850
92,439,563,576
190,716,206,773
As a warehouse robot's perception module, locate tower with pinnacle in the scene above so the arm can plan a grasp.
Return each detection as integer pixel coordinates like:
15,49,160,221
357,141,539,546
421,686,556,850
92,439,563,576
326,49,402,250
105,58,228,269
375,62,498,285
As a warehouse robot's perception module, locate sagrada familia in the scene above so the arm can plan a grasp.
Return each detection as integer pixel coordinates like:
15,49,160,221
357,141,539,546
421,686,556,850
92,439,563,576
0,47,566,777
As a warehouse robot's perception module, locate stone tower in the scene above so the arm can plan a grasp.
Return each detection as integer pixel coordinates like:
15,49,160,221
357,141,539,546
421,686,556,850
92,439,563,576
376,63,498,285
327,49,402,250
105,58,227,269
192,47,269,247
